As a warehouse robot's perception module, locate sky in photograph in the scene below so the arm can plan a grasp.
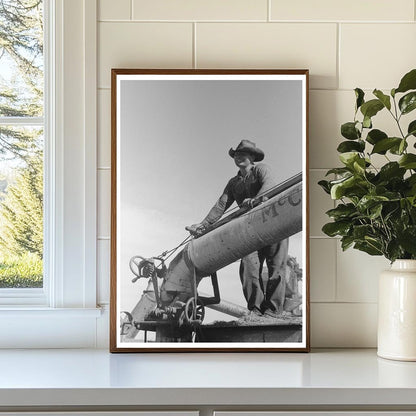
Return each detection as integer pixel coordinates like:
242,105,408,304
118,77,304,323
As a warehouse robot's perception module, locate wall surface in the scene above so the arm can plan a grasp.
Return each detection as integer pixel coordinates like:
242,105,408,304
96,0,416,348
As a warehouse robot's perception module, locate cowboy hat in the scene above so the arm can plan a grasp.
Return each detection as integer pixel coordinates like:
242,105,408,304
229,140,264,162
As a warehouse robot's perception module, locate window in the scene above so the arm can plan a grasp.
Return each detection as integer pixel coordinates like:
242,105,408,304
0,0,100,348
0,0,45,298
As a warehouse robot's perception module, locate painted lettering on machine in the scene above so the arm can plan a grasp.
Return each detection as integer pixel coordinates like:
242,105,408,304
261,188,302,223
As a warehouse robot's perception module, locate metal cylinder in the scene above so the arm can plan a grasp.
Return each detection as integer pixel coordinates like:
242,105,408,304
188,183,302,274
126,181,302,337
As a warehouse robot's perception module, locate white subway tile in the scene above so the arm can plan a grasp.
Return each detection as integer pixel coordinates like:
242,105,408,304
309,170,334,237
97,239,110,304
98,89,111,168
310,239,336,302
340,24,416,90
336,244,390,302
98,0,131,21
196,23,337,89
98,169,111,238
98,22,193,89
309,90,352,169
271,0,414,22
133,0,268,21
311,302,377,347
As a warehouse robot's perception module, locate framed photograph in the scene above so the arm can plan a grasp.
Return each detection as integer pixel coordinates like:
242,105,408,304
110,69,310,352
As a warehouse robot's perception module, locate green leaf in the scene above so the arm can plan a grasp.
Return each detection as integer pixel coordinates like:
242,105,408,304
371,137,402,154
353,158,366,174
398,227,416,255
399,139,407,154
396,69,416,94
339,152,360,167
391,88,396,97
337,140,365,153
360,99,384,119
386,240,402,263
378,162,406,181
406,174,416,187
330,176,355,199
366,129,387,145
325,167,352,176
390,139,407,155
354,241,383,256
330,175,368,200
353,224,374,240
341,235,355,251
326,203,356,220
399,154,416,169
407,120,416,138
399,92,416,115
355,88,365,110
357,195,389,211
373,89,391,110
363,116,372,129
322,221,351,237
369,203,383,220
341,122,361,140
318,180,331,194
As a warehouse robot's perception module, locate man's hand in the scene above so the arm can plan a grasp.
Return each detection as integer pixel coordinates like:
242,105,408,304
185,223,206,237
242,196,269,209
241,198,256,209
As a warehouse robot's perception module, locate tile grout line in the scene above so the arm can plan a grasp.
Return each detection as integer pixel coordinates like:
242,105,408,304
267,0,271,22
96,87,391,93
334,229,339,303
336,22,340,90
130,0,133,20
311,301,378,305
193,22,197,68
309,236,338,239
98,19,415,24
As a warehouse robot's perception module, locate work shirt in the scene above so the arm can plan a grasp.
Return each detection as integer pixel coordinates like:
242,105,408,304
202,163,276,226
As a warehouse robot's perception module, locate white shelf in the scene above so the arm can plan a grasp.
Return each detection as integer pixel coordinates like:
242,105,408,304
0,348,415,409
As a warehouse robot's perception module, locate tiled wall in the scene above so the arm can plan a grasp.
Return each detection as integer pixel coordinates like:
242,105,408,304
96,0,416,347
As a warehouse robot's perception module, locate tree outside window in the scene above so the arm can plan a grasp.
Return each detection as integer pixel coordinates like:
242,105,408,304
0,0,44,288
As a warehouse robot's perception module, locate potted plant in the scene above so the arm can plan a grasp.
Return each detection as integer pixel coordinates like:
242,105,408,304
319,68,416,361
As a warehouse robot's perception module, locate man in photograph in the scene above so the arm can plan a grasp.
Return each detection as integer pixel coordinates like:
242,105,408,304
186,140,289,319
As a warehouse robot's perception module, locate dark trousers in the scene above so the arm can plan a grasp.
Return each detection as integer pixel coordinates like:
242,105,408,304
239,238,289,313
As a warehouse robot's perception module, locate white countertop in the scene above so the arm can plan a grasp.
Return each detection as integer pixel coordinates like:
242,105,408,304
0,348,416,408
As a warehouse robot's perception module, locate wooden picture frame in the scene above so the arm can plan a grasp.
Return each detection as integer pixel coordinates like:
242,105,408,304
110,69,310,352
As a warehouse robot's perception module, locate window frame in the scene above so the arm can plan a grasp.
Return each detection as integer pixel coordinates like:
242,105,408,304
0,0,100,348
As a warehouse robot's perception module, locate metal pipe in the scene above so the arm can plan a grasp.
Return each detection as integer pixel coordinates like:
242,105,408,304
189,183,302,274
125,180,302,338
200,293,248,318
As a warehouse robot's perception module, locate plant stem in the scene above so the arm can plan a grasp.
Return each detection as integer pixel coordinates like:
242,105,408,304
390,97,407,139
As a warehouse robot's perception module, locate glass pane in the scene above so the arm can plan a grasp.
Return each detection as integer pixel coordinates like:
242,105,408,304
0,0,44,117
0,126,43,288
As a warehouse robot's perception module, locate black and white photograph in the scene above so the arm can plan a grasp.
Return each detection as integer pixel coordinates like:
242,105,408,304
110,69,309,352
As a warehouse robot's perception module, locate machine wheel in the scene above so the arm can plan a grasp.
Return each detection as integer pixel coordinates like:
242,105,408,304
184,297,205,324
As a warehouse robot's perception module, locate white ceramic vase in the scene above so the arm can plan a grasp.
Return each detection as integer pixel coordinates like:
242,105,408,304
378,259,416,361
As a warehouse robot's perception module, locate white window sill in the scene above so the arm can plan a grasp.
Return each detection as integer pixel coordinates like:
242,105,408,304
0,307,103,348
0,307,102,316
0,349,415,410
